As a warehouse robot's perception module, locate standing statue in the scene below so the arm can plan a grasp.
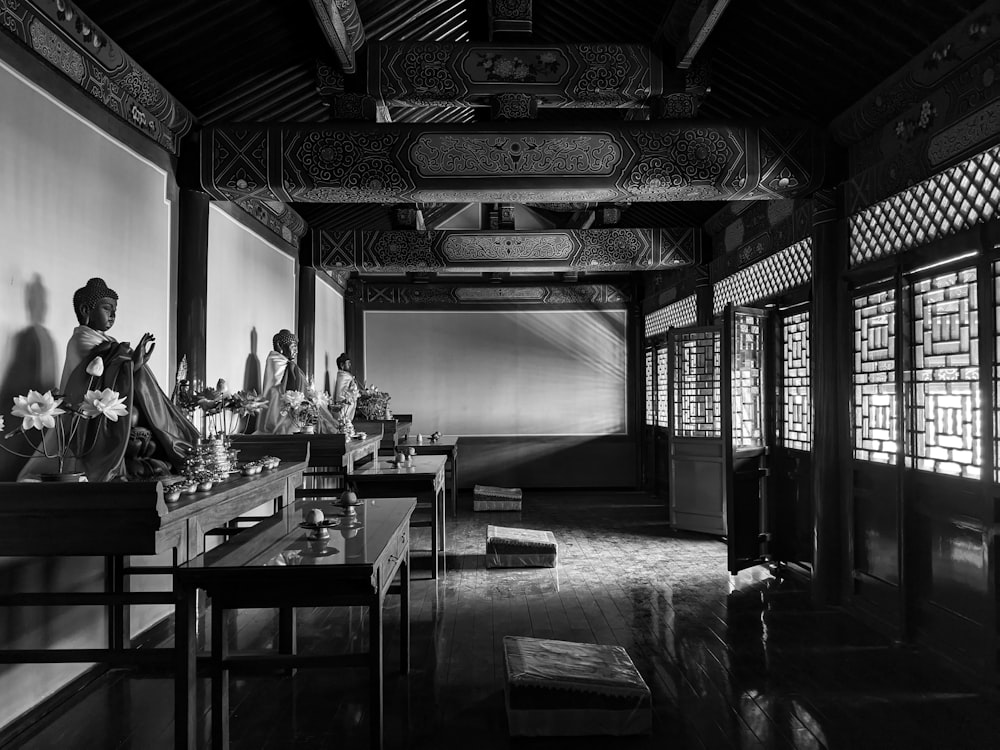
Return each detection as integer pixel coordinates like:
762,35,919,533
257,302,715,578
24,277,199,481
332,353,360,424
256,329,337,434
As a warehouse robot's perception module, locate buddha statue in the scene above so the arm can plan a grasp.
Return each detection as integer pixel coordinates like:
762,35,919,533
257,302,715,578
256,329,337,434
25,277,199,481
333,353,360,424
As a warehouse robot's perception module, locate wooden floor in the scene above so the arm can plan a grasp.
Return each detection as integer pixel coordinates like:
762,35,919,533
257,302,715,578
7,490,1000,749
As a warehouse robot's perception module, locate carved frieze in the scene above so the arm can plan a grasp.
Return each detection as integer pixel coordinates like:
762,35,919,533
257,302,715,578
362,283,629,307
316,227,697,273
369,42,662,108
201,122,822,203
0,0,193,153
233,197,308,245
307,0,365,74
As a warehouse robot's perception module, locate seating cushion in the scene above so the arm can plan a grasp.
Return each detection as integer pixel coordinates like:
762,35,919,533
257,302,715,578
503,636,651,736
486,525,557,568
474,484,522,511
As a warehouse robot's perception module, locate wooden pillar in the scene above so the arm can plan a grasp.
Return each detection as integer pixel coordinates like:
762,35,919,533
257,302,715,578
810,188,844,606
177,188,210,390
297,238,317,382
344,279,366,385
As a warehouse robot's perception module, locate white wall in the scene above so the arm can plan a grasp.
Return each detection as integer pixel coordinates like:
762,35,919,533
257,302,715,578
205,206,297,395
0,58,173,728
314,277,346,392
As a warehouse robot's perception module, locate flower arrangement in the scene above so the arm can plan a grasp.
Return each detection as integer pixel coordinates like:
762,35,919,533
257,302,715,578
280,387,331,432
173,377,266,436
355,385,391,420
1,356,128,474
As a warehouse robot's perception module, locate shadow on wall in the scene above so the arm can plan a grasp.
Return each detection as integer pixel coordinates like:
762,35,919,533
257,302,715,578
324,352,332,394
0,275,59,481
242,326,262,433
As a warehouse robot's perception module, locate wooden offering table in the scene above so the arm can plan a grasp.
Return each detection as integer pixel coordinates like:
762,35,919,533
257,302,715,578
231,430,381,499
354,414,412,456
349,454,446,579
399,434,460,517
0,460,306,667
174,496,414,750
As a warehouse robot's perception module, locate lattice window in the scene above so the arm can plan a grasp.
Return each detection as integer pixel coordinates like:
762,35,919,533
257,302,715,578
850,145,1000,267
656,347,670,427
909,267,981,478
853,288,898,464
995,261,1000,482
713,240,812,315
672,330,721,438
731,312,764,448
780,310,811,451
645,348,654,426
645,294,697,338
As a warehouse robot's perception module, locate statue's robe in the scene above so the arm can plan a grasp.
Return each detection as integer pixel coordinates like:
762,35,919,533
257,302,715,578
256,350,338,434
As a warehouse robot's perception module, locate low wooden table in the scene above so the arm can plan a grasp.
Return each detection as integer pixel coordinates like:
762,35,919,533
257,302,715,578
399,434,460,517
349,454,446,579
174,496,414,750
0,461,306,666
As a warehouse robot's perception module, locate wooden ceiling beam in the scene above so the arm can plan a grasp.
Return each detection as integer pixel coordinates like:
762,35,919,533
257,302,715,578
307,0,365,73
676,0,731,69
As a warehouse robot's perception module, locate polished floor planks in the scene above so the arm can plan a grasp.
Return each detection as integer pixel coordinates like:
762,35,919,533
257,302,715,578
7,489,1000,749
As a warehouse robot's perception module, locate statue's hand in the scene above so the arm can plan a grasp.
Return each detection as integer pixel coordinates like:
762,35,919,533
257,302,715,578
132,333,156,370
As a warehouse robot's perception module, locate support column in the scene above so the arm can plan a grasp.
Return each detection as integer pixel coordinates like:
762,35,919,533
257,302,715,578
177,188,210,390
344,279,366,385
810,187,844,606
297,238,317,383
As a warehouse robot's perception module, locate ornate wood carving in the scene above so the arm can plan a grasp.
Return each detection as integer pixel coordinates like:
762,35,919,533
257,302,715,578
490,92,538,119
316,227,698,274
832,6,999,147
490,0,532,39
200,121,823,204
307,0,365,74
361,283,628,307
706,199,813,279
368,42,667,109
232,198,308,245
840,13,1000,210
0,0,193,153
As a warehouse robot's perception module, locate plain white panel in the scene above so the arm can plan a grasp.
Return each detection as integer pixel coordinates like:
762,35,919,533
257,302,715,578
364,310,627,435
205,207,296,394
314,278,346,392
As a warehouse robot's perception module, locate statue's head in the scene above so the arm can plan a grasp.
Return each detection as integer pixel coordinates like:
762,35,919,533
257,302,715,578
273,329,298,360
73,277,119,331
336,353,351,372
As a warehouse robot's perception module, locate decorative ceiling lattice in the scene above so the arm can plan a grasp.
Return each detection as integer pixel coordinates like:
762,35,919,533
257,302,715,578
645,294,697,339
713,240,812,314
850,145,1000,268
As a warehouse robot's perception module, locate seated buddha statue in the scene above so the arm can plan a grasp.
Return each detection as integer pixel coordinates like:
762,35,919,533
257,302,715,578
332,353,360,424
24,277,199,481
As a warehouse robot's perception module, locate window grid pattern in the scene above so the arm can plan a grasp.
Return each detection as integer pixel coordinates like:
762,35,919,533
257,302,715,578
713,240,812,315
850,145,1000,267
731,312,764,448
645,349,654,426
780,311,812,451
672,330,721,438
645,294,697,339
656,347,670,427
853,289,898,464
909,268,981,478
995,261,1000,482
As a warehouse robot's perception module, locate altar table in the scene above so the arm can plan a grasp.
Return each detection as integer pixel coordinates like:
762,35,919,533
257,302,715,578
399,434,460,517
348,454,446,579
0,460,306,666
174,496,414,750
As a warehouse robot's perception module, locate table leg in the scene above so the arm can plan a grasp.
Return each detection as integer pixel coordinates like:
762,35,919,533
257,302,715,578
449,454,457,518
370,598,384,750
278,606,297,656
400,550,409,675
175,583,197,750
211,599,230,749
430,489,439,581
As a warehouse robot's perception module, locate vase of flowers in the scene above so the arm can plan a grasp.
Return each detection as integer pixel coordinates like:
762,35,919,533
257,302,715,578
173,377,267,437
1,356,129,479
280,387,331,433
356,385,391,421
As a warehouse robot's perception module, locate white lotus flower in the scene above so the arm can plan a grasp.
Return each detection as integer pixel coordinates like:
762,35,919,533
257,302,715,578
79,388,129,422
11,390,66,431
86,356,104,377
